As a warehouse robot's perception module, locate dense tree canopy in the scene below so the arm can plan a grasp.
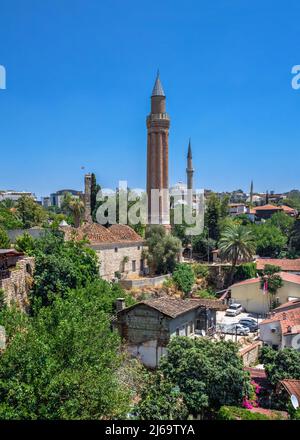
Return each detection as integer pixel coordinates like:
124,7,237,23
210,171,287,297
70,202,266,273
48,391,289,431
260,346,300,387
18,230,99,308
16,196,47,229
145,225,181,274
252,223,287,257
136,337,251,419
0,285,131,419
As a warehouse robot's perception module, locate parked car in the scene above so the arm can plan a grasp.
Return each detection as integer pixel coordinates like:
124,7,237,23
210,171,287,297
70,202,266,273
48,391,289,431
226,323,250,336
225,303,243,316
239,318,258,332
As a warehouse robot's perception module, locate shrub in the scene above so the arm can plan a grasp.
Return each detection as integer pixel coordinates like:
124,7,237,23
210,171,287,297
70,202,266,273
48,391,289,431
0,227,10,249
217,406,274,420
234,263,257,282
194,289,216,299
172,263,195,295
192,264,209,279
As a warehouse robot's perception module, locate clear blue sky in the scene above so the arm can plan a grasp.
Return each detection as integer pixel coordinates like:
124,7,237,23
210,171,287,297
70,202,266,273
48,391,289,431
1,0,300,198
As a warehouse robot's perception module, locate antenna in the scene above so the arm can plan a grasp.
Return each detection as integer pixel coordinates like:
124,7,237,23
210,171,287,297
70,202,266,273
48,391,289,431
291,394,299,410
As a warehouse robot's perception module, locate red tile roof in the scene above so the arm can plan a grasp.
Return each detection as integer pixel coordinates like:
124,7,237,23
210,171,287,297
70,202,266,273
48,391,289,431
231,272,300,288
118,297,227,319
61,223,143,245
254,204,282,211
279,380,300,402
281,205,297,213
260,304,300,335
256,258,300,272
273,298,300,311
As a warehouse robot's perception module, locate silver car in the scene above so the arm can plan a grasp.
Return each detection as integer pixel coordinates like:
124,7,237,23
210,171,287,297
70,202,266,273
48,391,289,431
227,324,250,336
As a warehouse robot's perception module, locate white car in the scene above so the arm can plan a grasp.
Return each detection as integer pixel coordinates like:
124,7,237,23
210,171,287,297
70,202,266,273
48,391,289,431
225,303,243,317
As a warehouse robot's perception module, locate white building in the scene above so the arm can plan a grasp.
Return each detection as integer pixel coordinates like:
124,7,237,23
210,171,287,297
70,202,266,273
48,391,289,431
259,299,300,350
0,190,36,202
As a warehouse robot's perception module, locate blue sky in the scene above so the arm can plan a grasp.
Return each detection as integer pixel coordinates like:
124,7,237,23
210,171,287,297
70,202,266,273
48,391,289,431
0,0,300,198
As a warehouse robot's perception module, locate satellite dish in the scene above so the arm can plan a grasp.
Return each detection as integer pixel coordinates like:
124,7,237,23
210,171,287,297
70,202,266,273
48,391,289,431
291,394,299,410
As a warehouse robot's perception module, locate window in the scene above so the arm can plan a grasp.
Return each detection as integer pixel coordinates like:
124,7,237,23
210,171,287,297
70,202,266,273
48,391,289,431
114,247,118,253
176,328,179,336
132,260,136,272
137,246,140,250
189,321,194,334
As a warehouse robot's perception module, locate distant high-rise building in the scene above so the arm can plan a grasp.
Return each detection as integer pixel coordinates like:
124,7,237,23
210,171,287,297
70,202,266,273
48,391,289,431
146,71,170,226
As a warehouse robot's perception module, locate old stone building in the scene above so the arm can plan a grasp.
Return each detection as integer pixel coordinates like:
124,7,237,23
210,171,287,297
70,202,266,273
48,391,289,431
116,297,226,368
0,249,35,311
62,223,146,280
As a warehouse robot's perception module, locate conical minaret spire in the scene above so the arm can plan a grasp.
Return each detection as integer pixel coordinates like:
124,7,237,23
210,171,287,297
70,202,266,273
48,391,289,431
186,138,194,190
151,70,165,97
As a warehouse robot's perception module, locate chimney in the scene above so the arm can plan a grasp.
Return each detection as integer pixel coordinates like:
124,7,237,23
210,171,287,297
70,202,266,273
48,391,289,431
282,312,287,320
287,325,292,333
116,298,125,313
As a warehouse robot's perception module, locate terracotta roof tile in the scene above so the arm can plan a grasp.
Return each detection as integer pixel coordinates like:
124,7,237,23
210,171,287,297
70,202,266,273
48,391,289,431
119,297,226,319
256,258,300,272
61,223,143,245
279,380,300,402
255,204,282,211
231,272,300,288
260,305,300,335
107,224,142,242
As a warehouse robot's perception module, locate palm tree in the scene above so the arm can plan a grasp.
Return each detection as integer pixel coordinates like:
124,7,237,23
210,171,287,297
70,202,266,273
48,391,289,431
219,223,256,284
68,197,85,228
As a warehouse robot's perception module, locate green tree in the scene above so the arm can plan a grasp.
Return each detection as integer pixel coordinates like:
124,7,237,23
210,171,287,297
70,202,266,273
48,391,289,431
145,226,181,274
205,193,221,241
136,337,251,419
61,193,84,228
91,172,101,216
290,218,300,255
253,223,287,257
16,196,47,229
136,372,188,420
260,346,300,387
0,205,23,230
219,223,256,284
0,286,131,419
27,231,99,308
172,263,195,296
15,232,35,253
0,227,10,249
192,231,216,262
267,211,295,236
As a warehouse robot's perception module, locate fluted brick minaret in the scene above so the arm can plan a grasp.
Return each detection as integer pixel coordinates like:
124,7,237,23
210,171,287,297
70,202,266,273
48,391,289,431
146,71,170,226
186,138,194,191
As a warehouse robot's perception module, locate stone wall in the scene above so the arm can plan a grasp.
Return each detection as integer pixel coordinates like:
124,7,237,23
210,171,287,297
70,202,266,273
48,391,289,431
239,341,262,367
0,256,35,312
93,242,146,280
120,274,170,289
